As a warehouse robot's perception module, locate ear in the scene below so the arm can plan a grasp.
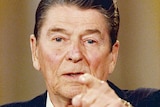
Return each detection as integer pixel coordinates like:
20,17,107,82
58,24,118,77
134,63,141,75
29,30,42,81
108,40,120,74
30,34,40,71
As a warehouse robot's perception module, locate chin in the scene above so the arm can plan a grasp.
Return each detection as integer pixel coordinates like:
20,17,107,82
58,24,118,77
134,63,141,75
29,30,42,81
59,85,83,99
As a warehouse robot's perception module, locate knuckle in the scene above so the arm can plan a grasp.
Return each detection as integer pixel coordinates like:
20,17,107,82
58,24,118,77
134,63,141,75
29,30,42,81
81,97,90,106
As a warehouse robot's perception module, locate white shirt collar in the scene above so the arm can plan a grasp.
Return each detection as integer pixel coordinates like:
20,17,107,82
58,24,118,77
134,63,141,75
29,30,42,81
46,92,54,107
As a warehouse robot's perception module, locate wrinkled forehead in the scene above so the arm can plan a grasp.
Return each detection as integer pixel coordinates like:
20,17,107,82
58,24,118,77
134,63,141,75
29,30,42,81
34,0,117,45
45,5,106,21
42,5,109,34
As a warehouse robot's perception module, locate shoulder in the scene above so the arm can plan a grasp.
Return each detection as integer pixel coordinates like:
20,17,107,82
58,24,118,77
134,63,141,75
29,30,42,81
107,81,160,107
0,92,47,107
124,88,160,107
137,90,160,107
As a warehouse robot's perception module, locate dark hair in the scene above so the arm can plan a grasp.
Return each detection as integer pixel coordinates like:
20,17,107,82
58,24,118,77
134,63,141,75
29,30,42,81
34,0,120,46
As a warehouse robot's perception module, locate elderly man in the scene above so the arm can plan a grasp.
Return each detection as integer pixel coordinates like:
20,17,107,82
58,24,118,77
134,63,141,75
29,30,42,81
1,0,160,107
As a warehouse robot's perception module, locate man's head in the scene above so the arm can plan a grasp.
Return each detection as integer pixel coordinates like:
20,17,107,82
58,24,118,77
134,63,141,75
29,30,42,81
30,0,120,103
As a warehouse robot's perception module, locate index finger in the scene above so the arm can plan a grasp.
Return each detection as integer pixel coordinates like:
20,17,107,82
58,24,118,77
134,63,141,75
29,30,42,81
78,73,105,88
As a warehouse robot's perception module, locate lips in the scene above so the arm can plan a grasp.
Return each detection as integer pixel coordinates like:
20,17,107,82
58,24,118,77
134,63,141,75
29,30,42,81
62,72,84,78
66,72,84,76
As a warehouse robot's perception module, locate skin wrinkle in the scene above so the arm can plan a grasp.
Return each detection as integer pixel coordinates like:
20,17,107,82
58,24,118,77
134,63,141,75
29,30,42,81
46,25,101,82
46,44,87,96
38,43,63,95
30,4,120,106
34,1,118,46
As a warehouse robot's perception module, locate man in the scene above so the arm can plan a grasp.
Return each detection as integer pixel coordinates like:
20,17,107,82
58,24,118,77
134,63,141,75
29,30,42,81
1,0,159,107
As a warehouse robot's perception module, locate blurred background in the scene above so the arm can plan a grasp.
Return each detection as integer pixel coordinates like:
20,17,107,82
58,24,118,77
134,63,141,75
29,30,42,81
0,0,160,105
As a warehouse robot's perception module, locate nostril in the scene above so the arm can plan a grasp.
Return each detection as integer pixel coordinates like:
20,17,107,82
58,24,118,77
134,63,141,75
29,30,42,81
66,50,83,63
68,58,72,61
67,55,82,63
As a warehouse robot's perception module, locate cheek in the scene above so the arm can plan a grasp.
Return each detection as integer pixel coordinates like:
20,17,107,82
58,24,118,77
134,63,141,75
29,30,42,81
39,51,57,70
38,49,64,88
38,45,63,68
38,47,63,79
87,52,110,80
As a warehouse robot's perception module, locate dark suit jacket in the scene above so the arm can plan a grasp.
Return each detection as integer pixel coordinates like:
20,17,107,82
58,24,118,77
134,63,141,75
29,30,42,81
137,90,160,107
1,81,160,107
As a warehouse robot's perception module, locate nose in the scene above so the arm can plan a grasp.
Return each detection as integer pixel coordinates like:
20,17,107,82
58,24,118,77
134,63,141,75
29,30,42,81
66,42,83,63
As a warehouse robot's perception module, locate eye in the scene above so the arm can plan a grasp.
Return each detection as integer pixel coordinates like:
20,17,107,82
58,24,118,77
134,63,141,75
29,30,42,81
55,37,63,42
86,39,96,44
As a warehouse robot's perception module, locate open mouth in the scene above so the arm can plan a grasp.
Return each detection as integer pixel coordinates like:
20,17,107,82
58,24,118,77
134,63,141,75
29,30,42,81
63,72,84,78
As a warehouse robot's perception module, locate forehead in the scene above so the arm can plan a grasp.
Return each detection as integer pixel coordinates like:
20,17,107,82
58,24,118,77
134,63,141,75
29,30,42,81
42,5,108,34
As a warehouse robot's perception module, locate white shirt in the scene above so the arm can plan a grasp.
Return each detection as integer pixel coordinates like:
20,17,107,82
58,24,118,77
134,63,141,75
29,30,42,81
46,92,54,107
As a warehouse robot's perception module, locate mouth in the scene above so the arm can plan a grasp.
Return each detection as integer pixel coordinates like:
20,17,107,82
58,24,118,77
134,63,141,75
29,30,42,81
62,72,84,79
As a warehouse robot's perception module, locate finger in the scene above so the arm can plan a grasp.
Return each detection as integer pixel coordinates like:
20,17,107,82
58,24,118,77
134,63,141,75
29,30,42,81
72,89,98,107
80,88,99,107
78,73,105,88
72,94,82,107
88,94,120,107
73,74,106,107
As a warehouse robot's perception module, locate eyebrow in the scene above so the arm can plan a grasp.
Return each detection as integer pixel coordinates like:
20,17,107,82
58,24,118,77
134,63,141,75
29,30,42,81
48,27,69,35
47,27,101,37
83,29,101,35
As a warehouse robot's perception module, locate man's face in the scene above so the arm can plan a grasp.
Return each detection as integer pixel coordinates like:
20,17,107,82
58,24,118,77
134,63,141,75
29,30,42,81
30,5,119,99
